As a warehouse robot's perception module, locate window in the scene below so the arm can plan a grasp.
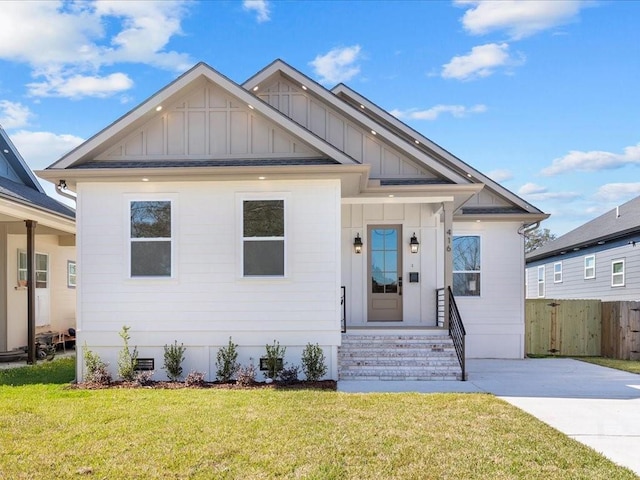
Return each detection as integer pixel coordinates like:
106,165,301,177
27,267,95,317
553,262,562,283
452,236,480,296
130,200,172,277
612,260,625,287
243,200,285,276
67,261,77,288
537,266,545,297
18,251,49,288
584,255,595,279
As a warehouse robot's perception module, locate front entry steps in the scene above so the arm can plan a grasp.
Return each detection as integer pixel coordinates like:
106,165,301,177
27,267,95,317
339,334,463,381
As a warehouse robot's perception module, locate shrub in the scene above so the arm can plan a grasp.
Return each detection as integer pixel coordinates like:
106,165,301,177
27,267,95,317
117,326,139,382
236,362,257,387
184,370,206,387
215,337,240,382
278,365,299,384
301,343,327,381
264,340,286,380
83,344,112,385
163,341,186,381
133,370,154,387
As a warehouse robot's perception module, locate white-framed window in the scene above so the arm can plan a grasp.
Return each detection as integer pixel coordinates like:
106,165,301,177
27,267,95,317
537,266,545,297
129,200,172,277
553,262,562,283
18,250,48,288
242,199,285,277
584,255,595,279
611,259,625,287
67,261,77,288
452,235,480,296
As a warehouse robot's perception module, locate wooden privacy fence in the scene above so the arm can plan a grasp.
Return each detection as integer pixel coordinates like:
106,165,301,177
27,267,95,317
526,299,640,359
602,301,640,361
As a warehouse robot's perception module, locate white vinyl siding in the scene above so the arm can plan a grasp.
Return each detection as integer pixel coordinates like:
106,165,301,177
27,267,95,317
611,259,625,287
584,255,595,279
553,262,562,283
537,266,545,297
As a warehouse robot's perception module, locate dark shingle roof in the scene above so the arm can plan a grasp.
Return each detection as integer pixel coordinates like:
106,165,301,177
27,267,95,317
526,195,640,261
380,178,454,186
461,206,527,215
0,176,75,219
70,158,340,169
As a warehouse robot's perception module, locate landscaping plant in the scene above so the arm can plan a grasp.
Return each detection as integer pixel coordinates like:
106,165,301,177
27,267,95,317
264,340,286,380
184,370,206,387
235,361,257,386
301,343,327,381
215,337,240,382
117,325,139,381
278,365,299,384
83,344,112,385
163,340,186,381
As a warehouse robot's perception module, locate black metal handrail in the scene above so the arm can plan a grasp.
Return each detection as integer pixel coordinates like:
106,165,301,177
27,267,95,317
448,286,466,381
341,286,346,333
436,288,445,327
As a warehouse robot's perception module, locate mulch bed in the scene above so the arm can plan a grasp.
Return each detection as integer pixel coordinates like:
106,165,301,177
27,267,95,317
70,380,337,391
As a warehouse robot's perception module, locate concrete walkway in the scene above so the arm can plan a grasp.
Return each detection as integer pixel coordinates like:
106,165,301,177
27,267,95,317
338,358,640,476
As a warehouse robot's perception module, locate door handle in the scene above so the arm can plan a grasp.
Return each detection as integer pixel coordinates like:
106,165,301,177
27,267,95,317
398,276,402,296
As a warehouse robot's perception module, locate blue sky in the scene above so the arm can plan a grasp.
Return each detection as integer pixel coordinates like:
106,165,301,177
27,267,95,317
0,0,638,235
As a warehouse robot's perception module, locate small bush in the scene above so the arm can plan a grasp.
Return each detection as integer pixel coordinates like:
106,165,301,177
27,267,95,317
184,370,206,387
236,362,257,387
117,326,139,382
215,337,240,382
278,365,299,384
163,341,186,381
133,370,154,387
301,343,327,381
83,345,112,385
264,340,286,380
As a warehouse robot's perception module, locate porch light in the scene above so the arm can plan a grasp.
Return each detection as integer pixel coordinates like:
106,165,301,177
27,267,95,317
353,233,363,254
410,233,419,253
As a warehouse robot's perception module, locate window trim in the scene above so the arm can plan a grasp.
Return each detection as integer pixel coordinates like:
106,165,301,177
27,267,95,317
611,259,625,287
127,196,176,279
584,255,595,279
537,265,545,298
452,235,481,297
553,262,562,283
67,260,77,288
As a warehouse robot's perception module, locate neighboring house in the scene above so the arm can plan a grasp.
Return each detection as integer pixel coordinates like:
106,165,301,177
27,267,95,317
526,195,640,301
38,60,546,381
0,126,76,354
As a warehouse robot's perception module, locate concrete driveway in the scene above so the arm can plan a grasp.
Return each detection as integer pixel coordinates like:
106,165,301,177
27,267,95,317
338,358,640,476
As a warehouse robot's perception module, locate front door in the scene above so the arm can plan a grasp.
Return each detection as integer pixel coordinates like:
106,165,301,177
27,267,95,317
367,225,402,321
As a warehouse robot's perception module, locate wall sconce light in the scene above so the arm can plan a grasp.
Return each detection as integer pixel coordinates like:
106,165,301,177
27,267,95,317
410,233,420,253
353,233,363,254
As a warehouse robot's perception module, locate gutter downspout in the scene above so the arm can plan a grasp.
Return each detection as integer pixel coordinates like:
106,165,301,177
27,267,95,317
56,180,77,204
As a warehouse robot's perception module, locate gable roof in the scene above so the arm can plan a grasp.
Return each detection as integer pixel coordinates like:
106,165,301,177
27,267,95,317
46,62,357,171
0,126,44,193
526,195,640,262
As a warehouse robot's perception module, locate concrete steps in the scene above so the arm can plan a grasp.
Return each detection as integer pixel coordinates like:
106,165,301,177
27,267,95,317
339,334,462,381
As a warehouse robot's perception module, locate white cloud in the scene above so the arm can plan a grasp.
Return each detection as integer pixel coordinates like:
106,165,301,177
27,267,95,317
243,0,271,23
457,0,587,40
486,169,513,182
517,182,580,201
0,100,33,129
442,43,523,81
10,130,84,171
541,143,640,176
0,1,192,99
391,104,486,121
27,72,134,99
593,183,640,202
310,45,362,85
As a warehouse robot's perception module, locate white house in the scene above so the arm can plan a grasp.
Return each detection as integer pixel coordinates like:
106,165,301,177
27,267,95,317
38,60,547,381
0,127,76,361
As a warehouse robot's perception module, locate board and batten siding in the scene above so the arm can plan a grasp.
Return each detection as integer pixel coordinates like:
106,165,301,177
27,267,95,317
526,239,640,301
76,179,342,381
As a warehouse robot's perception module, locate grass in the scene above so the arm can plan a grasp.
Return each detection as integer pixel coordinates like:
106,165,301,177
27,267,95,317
0,360,637,479
576,357,640,374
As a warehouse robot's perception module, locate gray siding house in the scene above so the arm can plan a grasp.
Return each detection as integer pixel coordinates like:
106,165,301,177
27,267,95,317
526,196,640,301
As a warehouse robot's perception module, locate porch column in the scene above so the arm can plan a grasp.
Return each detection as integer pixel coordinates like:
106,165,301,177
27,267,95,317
442,202,453,330
25,220,37,365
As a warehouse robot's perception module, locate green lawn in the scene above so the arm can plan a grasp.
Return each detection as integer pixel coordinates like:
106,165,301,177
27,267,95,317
576,357,640,374
0,359,636,479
